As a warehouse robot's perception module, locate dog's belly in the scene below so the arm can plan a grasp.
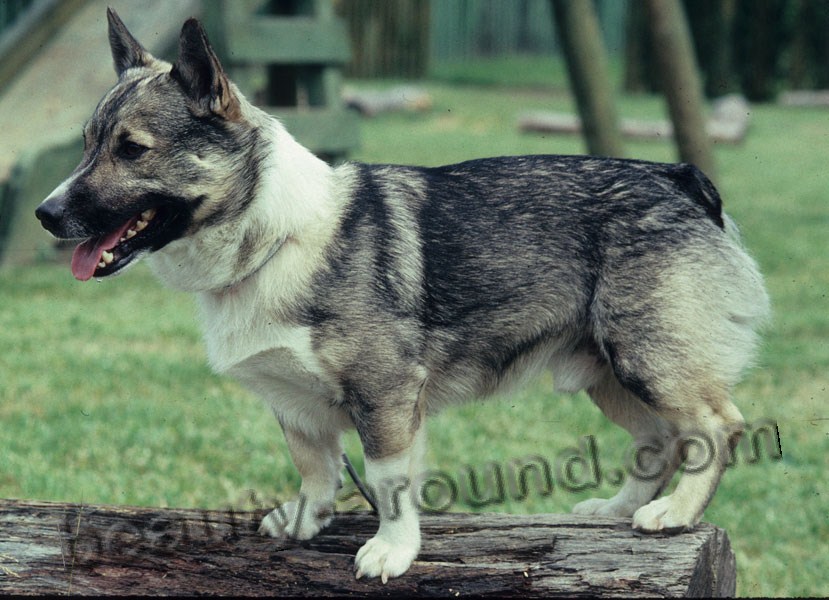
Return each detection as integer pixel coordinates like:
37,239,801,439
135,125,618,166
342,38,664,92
423,333,606,411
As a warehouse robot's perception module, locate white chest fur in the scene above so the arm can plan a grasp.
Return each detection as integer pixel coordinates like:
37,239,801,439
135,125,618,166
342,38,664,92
196,284,351,436
165,119,356,435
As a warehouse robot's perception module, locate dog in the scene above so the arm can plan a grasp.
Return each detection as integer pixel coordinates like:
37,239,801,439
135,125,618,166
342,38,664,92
35,10,770,582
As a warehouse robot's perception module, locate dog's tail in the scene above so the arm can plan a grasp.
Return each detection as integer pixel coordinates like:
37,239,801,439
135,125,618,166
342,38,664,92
670,163,725,229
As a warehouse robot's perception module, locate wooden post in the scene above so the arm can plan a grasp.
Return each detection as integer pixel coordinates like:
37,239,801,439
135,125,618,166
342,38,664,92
202,0,360,162
644,0,717,182
0,499,736,596
550,0,625,158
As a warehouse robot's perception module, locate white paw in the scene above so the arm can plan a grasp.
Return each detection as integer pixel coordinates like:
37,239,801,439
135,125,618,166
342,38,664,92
572,496,639,518
354,535,418,584
632,495,698,533
258,499,333,541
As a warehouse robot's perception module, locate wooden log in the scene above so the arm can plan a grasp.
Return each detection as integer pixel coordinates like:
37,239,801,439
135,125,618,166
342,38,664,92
519,95,750,145
0,499,735,597
343,86,433,117
778,90,829,107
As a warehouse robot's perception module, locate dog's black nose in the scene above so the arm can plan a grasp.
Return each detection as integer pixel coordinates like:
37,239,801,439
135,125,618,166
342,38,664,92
35,197,65,234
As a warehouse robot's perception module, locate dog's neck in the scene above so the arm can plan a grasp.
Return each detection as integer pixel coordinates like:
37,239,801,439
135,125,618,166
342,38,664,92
148,116,341,301
188,117,358,373
221,234,288,290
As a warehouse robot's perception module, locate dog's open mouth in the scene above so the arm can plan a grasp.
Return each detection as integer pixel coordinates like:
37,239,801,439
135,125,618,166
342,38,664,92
71,206,175,281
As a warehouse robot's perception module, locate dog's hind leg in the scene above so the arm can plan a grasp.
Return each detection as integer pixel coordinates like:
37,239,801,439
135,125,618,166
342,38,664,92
586,229,767,531
259,423,344,540
591,251,764,530
631,383,745,533
572,370,681,518
581,339,747,531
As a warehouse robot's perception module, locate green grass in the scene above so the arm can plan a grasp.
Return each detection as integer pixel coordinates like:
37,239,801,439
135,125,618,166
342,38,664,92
2,56,827,596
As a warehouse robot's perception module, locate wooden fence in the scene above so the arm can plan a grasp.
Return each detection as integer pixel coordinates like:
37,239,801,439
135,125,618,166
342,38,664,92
340,0,629,78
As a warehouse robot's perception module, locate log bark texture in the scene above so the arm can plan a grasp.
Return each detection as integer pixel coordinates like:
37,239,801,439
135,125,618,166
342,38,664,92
0,499,735,597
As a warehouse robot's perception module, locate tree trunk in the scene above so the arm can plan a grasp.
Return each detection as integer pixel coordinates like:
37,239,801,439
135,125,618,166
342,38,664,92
682,0,737,98
731,0,787,102
551,0,624,158
644,0,717,181
0,499,737,596
622,1,658,95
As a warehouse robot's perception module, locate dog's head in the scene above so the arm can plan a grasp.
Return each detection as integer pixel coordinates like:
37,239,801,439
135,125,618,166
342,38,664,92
35,9,261,282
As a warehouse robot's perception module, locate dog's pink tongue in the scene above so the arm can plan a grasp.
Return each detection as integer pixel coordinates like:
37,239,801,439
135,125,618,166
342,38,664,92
71,229,123,281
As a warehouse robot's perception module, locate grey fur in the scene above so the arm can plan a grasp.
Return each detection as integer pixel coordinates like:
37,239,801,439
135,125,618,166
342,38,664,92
35,12,770,581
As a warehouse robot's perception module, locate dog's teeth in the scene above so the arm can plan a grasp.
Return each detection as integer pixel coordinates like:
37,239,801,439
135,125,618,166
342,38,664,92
98,261,106,269
101,250,114,264
126,229,137,239
141,208,156,221
135,220,148,232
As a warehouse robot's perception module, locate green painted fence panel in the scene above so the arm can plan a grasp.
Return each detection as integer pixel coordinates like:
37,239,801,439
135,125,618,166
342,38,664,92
226,17,351,64
430,0,628,63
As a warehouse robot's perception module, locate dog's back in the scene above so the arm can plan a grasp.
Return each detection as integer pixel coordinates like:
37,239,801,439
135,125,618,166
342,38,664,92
306,155,767,410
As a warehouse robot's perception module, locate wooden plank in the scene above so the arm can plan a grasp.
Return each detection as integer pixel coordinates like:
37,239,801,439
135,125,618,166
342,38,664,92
0,499,736,597
226,17,351,64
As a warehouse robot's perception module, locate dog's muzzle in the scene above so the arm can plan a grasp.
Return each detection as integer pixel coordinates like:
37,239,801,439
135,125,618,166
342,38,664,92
35,196,66,237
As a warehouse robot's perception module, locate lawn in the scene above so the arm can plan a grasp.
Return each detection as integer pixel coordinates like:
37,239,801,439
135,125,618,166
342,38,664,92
1,56,826,596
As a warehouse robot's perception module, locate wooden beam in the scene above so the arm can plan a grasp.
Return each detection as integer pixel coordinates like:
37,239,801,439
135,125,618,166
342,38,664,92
779,90,829,107
0,499,736,596
342,86,433,117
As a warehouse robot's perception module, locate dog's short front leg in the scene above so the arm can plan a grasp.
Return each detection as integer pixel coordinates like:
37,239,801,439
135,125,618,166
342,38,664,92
259,423,343,540
355,432,425,583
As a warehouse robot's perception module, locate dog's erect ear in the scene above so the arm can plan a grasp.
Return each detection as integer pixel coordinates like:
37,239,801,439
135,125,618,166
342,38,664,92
107,7,152,76
170,18,241,121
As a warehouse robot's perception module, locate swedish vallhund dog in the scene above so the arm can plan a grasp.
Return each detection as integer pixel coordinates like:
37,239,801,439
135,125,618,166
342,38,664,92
36,9,769,582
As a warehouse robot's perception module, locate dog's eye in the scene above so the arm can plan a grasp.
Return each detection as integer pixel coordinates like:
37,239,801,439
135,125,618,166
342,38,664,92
119,141,148,160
